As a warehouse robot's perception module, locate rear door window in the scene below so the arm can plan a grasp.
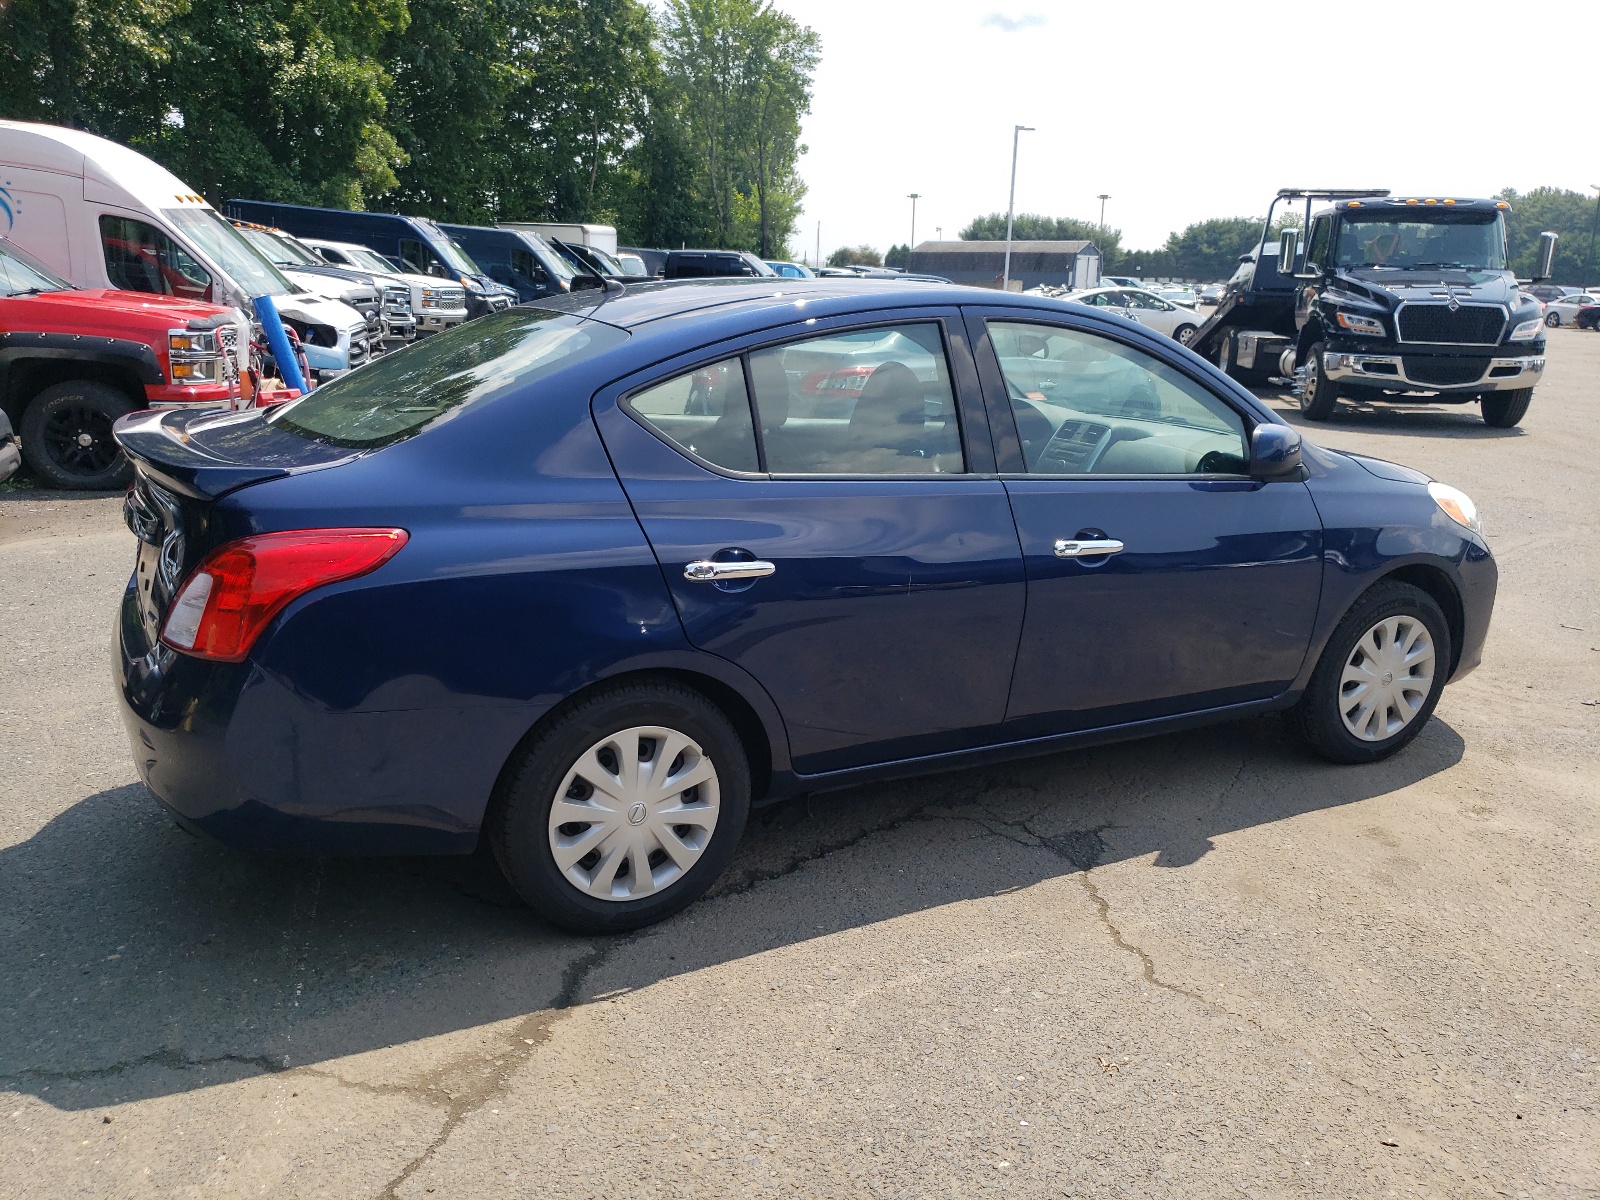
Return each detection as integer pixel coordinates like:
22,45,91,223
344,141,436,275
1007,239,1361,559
625,358,759,472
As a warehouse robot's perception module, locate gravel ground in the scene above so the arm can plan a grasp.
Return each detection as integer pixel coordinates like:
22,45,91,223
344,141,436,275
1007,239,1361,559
1,331,1595,1200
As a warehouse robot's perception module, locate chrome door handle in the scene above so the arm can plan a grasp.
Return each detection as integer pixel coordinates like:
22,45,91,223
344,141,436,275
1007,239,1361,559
1054,538,1125,558
684,559,777,582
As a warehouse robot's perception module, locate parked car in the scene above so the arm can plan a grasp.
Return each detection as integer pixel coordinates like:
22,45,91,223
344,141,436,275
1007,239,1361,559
1069,286,1202,345
302,239,469,337
437,224,577,303
230,221,393,353
765,260,816,279
0,409,22,484
1542,292,1600,326
498,222,618,257
1,121,368,380
113,278,1495,934
662,250,776,279
620,246,668,277
1,235,241,488
225,199,514,320
1197,283,1227,305
1101,275,1146,290
1159,285,1199,309
553,240,631,281
1521,283,1568,305
1575,302,1600,331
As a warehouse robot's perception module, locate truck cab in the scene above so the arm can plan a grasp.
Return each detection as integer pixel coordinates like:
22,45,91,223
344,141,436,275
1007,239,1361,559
437,224,575,303
1191,189,1552,428
301,238,468,336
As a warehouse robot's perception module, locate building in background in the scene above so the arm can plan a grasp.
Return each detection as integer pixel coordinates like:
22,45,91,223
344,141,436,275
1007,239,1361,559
905,240,1102,291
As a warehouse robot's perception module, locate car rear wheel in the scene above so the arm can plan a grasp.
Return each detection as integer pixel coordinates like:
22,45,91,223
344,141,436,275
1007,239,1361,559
1174,323,1198,346
489,681,751,934
1215,330,1234,376
1544,311,1560,327
19,381,136,490
1298,342,1340,421
1292,581,1450,764
1480,388,1532,428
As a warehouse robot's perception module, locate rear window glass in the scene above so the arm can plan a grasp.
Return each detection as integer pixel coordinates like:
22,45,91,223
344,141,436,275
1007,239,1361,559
267,308,626,448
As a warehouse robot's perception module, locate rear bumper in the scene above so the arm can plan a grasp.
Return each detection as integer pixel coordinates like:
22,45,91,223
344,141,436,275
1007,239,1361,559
115,583,503,856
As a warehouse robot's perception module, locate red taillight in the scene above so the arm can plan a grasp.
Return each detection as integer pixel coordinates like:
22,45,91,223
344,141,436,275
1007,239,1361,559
160,528,408,662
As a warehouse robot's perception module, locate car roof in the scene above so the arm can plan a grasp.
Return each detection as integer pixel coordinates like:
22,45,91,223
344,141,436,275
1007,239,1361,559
533,277,1109,331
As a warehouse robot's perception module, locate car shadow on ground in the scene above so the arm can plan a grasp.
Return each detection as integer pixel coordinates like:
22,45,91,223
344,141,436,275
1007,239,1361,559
1253,389,1525,441
0,712,1464,1111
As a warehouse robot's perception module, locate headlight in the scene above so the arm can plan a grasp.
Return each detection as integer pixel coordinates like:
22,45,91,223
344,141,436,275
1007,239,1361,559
1428,481,1482,536
1335,310,1386,336
1508,317,1544,341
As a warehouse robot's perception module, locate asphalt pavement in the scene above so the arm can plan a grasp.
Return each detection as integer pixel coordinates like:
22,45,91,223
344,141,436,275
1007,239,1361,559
1,330,1595,1199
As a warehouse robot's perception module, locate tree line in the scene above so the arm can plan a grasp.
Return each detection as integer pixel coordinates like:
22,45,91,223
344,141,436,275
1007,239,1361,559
0,0,820,256
959,191,1600,284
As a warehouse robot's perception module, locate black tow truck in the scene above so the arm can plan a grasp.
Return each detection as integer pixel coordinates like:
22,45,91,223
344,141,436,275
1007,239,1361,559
1191,188,1557,428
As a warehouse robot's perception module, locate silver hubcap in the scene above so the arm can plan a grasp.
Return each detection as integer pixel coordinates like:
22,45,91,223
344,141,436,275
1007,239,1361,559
1339,616,1436,741
548,725,720,902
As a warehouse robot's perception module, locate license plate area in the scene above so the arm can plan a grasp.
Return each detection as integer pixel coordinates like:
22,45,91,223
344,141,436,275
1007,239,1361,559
125,473,188,646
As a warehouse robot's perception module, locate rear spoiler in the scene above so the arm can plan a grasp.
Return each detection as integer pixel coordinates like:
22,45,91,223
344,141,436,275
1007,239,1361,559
113,408,351,501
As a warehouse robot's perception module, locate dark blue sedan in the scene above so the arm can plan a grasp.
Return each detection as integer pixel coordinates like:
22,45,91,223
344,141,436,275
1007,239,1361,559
114,279,1496,932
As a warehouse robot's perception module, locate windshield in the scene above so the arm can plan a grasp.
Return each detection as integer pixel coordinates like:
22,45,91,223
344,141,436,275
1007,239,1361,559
165,208,292,296
272,233,325,267
267,308,627,448
437,236,482,276
237,226,308,267
0,238,72,294
1335,212,1506,271
342,245,403,275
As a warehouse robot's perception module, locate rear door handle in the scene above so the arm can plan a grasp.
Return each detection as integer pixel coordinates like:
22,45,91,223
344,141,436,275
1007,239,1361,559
1053,538,1125,558
684,559,777,582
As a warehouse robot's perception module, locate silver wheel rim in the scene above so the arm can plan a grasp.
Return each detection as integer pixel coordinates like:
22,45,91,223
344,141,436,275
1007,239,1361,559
548,725,721,902
1339,615,1436,742
1177,326,1195,345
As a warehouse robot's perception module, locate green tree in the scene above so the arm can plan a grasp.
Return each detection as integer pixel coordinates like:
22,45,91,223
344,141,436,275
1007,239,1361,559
884,243,909,269
958,213,1122,259
827,244,880,267
656,0,818,255
1161,217,1264,281
1499,187,1600,284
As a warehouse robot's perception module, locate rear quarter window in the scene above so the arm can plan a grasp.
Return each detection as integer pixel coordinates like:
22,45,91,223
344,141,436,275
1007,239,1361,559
267,309,626,448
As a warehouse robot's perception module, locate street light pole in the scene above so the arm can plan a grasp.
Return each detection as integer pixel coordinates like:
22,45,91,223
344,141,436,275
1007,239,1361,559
907,193,920,254
1002,124,1034,291
1589,185,1600,288
1097,193,1110,228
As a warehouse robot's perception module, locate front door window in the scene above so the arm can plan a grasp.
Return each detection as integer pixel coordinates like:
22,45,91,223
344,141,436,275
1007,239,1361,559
99,215,211,301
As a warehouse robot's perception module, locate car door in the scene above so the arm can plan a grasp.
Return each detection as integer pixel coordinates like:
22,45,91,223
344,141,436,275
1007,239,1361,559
593,310,1026,775
967,309,1323,736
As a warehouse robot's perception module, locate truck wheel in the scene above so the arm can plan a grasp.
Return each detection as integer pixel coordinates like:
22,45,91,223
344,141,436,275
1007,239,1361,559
1544,311,1560,327
20,381,136,490
1215,331,1235,377
1298,342,1340,421
1174,323,1198,347
1480,388,1532,428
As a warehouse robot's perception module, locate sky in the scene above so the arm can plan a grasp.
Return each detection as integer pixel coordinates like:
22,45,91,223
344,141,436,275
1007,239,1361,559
772,0,1598,263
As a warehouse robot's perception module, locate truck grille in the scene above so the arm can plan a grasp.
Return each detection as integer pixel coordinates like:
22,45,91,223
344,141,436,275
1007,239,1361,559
348,333,372,367
429,287,465,309
382,285,411,314
1397,304,1505,345
1403,358,1487,387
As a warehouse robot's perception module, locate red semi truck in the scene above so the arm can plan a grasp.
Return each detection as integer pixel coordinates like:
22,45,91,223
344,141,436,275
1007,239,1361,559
0,235,244,489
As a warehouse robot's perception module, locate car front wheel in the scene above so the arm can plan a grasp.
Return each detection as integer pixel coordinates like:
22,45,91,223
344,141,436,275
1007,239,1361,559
1292,581,1451,764
1298,342,1340,421
490,681,751,934
1174,323,1198,346
1480,388,1532,428
1544,311,1560,327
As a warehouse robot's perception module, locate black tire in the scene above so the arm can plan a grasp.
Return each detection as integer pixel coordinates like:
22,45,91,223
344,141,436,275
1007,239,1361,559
1298,342,1340,420
1292,581,1452,765
1544,311,1560,327
1480,388,1532,428
1174,323,1198,347
1215,330,1235,376
489,680,752,934
19,380,136,490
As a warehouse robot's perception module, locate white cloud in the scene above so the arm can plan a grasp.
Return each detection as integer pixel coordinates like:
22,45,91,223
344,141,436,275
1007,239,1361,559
979,12,1046,32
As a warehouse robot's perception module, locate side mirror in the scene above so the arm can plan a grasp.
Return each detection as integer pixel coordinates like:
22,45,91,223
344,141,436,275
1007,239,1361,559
1532,231,1559,283
1238,253,1253,264
1250,423,1302,480
1277,229,1299,276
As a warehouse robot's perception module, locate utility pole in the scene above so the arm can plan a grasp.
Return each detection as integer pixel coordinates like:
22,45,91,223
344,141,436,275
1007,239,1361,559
1097,193,1110,228
1590,185,1600,287
1002,124,1034,291
936,226,942,242
816,221,821,269
907,193,920,254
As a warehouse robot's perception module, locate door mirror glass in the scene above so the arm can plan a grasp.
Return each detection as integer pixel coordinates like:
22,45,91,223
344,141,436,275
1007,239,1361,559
1533,231,1559,283
1250,423,1302,479
1277,229,1299,275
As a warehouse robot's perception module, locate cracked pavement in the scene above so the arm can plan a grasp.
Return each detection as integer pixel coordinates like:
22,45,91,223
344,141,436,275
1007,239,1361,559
2,330,1596,1199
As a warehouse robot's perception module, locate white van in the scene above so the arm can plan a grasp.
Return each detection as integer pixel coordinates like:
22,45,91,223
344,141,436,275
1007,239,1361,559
0,120,370,380
497,221,618,257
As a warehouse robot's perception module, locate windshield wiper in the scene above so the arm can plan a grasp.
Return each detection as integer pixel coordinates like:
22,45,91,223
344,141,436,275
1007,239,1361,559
1409,262,1479,271
6,287,46,297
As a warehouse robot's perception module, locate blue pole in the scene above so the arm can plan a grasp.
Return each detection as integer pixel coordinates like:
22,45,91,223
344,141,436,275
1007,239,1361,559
251,294,309,396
